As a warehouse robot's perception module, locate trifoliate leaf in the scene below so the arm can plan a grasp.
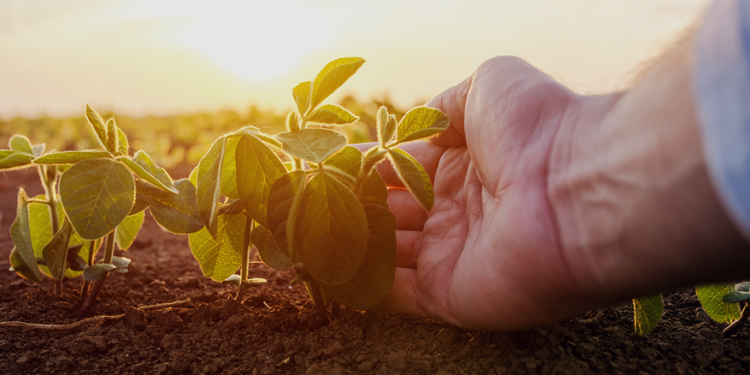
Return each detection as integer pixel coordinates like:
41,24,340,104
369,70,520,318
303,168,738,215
220,135,240,199
133,150,176,191
321,204,397,310
252,224,292,270
276,129,347,164
293,81,312,115
83,263,117,281
697,283,742,323
388,148,433,211
376,106,396,147
236,134,286,228
33,150,113,165
10,189,42,283
188,212,246,282
362,147,387,176
323,145,362,179
59,158,135,240
307,104,359,125
309,57,365,110
86,104,108,149
396,106,450,143
196,137,227,238
9,134,34,154
0,152,35,171
115,211,144,250
42,217,75,281
295,174,368,285
633,294,663,337
116,126,129,156
31,143,45,157
105,118,118,154
287,111,300,132
135,179,203,234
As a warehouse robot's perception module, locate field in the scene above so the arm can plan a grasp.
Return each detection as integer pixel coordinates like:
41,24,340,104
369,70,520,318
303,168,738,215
1,99,749,374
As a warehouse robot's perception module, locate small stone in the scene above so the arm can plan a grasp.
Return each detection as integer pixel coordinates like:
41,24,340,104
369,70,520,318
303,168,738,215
437,329,455,344
123,306,148,331
87,336,107,352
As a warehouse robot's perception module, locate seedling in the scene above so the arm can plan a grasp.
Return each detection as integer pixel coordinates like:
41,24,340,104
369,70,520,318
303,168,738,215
189,57,448,317
632,282,745,337
4,105,202,317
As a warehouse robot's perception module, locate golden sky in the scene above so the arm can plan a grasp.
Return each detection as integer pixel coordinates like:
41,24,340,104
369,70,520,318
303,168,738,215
0,0,709,119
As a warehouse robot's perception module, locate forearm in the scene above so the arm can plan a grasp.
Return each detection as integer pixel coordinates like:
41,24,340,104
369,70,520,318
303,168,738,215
550,36,750,301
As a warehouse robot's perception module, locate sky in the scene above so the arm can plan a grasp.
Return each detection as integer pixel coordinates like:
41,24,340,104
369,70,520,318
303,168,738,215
0,0,710,119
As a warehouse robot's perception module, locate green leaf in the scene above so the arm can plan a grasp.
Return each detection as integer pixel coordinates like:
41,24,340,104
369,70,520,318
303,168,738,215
33,150,112,165
118,150,177,193
188,212,247,281
135,179,203,234
86,104,108,149
116,127,129,156
295,174,368,284
287,111,300,132
105,118,118,154
60,158,135,240
236,134,287,228
321,205,397,310
115,211,144,250
196,137,227,238
220,135,241,199
252,225,292,270
633,294,663,337
293,81,312,115
358,169,389,209
724,291,750,303
388,148,434,211
9,134,34,154
9,189,42,283
696,283,742,323
276,129,347,164
309,57,365,110
83,263,117,281
395,106,450,143
42,217,75,280
376,106,397,147
267,170,306,255
307,104,359,125
0,152,35,171
28,196,85,278
736,282,750,293
31,144,45,157
218,199,245,215
129,192,149,215
111,256,131,270
9,247,41,283
324,146,362,179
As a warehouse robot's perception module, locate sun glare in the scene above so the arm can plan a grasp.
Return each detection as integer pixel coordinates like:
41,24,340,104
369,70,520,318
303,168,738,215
168,1,331,81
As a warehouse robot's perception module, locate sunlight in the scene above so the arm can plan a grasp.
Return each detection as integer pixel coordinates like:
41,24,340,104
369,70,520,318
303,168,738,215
171,1,331,81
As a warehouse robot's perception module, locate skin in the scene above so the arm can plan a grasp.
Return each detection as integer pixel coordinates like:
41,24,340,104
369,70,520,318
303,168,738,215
369,37,750,330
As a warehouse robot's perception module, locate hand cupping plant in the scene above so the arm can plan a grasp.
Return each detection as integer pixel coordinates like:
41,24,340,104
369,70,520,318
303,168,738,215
189,57,448,317
5,105,202,317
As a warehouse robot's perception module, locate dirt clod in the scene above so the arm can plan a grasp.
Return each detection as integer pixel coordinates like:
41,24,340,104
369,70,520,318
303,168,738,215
124,305,148,331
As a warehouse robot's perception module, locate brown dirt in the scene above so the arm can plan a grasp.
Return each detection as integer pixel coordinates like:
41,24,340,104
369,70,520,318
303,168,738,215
1,168,750,375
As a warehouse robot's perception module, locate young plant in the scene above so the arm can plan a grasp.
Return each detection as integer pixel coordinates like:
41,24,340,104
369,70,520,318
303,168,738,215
632,282,745,337
5,105,202,317
189,57,449,317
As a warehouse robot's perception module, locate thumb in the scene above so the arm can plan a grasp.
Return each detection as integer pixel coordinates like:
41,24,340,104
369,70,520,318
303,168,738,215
425,74,474,147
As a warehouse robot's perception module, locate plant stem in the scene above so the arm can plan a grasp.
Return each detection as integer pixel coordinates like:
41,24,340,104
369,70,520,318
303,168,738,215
331,302,340,319
79,231,115,317
724,303,750,337
80,240,97,299
40,165,64,296
310,280,330,323
293,157,303,171
235,217,253,302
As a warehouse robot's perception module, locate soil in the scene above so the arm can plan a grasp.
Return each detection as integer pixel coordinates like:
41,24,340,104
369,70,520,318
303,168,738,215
1,169,749,375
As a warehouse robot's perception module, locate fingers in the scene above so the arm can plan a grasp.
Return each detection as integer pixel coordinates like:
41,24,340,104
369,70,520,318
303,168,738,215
425,75,474,147
379,268,426,317
388,188,427,231
395,230,421,269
